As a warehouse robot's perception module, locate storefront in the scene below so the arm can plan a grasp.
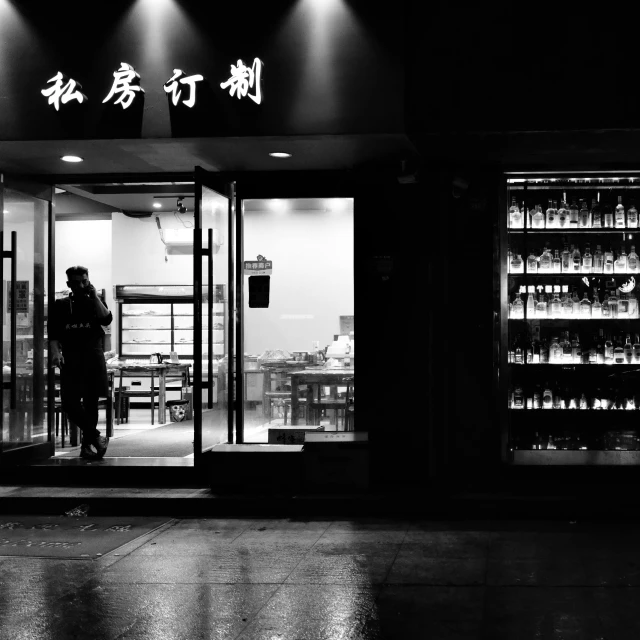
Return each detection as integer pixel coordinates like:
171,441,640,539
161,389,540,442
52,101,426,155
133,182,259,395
0,1,418,490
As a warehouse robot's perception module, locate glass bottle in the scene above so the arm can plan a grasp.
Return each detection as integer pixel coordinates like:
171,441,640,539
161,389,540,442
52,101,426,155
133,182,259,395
593,245,604,273
605,332,614,363
597,329,605,364
618,293,629,319
553,249,561,273
614,245,628,274
513,385,523,408
557,201,568,228
579,291,592,317
571,333,581,364
549,336,561,364
562,331,573,363
571,287,580,315
604,246,614,274
604,203,614,228
527,249,538,274
526,286,536,319
551,288,562,318
562,287,573,318
512,291,524,319
572,244,581,272
628,245,638,273
561,242,571,272
591,198,602,228
589,336,597,364
536,292,547,319
569,199,579,228
609,288,619,318
511,252,523,274
509,197,522,228
540,338,549,364
539,245,553,272
633,333,640,363
546,199,557,229
592,290,602,318
581,243,592,273
602,292,611,318
628,290,638,318
543,384,553,409
532,204,545,229
579,200,590,228
628,202,638,229
615,195,626,228
615,334,625,364
624,334,634,363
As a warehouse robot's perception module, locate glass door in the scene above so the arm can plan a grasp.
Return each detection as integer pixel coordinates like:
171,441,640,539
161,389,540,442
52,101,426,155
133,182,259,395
0,177,54,464
193,168,235,462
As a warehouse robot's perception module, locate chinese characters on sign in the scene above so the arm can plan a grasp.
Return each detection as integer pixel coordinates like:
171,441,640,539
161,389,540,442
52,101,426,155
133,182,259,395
163,69,204,108
7,281,29,313
41,72,87,111
103,62,145,109
243,259,273,276
220,58,263,104
41,57,264,111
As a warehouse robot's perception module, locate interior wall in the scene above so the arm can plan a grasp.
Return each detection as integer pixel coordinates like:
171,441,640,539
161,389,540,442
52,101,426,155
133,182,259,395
243,203,354,356
54,219,113,319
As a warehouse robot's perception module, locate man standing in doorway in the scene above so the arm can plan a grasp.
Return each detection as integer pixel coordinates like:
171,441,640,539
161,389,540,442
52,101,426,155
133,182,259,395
49,266,112,460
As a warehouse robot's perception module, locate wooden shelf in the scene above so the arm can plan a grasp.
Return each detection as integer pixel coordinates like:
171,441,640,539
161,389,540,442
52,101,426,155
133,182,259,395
509,229,632,233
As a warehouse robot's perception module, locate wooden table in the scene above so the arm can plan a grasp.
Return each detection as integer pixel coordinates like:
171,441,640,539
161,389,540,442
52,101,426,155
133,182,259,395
289,368,355,426
108,363,191,425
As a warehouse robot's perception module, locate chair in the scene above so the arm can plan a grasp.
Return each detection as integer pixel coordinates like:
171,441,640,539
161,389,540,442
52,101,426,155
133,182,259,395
116,368,160,425
307,377,354,430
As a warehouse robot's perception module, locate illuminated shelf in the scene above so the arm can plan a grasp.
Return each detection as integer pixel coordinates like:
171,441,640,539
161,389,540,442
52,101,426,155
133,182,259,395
509,229,632,234
513,450,640,465
509,318,640,322
509,363,640,368
509,272,638,277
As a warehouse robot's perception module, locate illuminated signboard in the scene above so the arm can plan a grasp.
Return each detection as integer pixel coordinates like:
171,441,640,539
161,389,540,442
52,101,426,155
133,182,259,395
41,57,264,111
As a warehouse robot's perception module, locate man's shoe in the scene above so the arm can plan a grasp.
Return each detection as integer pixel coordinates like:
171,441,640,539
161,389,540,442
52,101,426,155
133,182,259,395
80,443,98,460
94,435,109,459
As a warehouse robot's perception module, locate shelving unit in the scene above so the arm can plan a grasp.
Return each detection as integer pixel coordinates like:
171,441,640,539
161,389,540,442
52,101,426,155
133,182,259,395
502,173,640,464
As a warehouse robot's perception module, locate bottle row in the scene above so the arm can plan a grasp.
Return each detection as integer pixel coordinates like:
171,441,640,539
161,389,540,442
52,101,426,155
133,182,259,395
507,242,639,274
508,196,638,230
509,383,639,411
508,330,640,365
509,286,639,320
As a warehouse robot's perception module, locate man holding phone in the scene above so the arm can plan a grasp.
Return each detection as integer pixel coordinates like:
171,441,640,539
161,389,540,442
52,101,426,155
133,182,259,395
48,266,112,460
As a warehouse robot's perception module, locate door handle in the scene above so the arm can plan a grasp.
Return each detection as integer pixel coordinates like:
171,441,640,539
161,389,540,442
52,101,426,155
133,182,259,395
1,231,18,409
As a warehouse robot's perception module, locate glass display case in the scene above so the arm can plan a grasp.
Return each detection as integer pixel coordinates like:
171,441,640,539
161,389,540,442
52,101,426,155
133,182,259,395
114,284,226,364
502,173,640,464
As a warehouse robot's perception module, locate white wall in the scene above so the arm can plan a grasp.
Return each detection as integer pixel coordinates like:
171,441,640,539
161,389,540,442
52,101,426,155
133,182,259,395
243,204,354,356
55,220,113,313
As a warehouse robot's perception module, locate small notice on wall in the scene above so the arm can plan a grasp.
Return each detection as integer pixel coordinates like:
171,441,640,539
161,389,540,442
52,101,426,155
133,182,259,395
7,281,29,313
244,254,272,276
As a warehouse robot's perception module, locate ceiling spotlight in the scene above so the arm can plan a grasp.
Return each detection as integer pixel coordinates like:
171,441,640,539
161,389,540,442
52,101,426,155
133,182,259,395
3,210,8,214
177,198,187,214
269,152,292,158
153,202,162,208
60,155,83,163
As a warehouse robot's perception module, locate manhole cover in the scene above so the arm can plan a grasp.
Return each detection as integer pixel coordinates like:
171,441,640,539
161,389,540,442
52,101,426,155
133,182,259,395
0,515,169,559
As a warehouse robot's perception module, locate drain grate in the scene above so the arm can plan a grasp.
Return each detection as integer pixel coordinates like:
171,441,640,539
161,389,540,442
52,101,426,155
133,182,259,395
0,515,170,559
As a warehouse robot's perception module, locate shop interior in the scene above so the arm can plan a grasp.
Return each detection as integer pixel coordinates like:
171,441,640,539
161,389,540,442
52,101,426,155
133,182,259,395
19,182,356,459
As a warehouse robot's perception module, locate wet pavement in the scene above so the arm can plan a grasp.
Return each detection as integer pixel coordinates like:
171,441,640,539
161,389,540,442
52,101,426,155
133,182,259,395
1,517,639,639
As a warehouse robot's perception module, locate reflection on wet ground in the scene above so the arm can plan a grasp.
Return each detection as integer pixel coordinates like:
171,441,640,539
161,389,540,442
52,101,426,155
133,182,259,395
1,517,640,639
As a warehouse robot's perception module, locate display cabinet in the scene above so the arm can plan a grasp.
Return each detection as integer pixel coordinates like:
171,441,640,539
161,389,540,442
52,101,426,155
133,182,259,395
114,284,226,364
502,173,640,464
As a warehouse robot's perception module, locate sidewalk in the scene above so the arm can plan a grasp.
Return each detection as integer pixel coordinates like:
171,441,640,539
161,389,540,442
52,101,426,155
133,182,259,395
1,516,640,639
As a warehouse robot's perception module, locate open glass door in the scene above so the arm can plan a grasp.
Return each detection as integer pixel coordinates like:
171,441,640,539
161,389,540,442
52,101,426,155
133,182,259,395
0,176,54,465
193,168,235,463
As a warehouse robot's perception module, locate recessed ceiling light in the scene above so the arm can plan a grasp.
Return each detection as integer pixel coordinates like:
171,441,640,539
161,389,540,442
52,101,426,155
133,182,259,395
60,155,83,163
3,210,8,214
153,202,162,208
269,152,292,158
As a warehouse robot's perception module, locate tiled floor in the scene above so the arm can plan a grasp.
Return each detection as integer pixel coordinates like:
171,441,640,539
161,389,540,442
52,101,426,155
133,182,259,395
2,517,640,639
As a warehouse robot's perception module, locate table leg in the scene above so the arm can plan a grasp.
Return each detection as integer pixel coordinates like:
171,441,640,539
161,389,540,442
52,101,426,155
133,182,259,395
291,376,299,426
159,369,166,424
106,376,113,438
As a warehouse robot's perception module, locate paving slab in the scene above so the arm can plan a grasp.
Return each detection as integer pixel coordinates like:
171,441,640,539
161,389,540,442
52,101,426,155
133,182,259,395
0,515,170,559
